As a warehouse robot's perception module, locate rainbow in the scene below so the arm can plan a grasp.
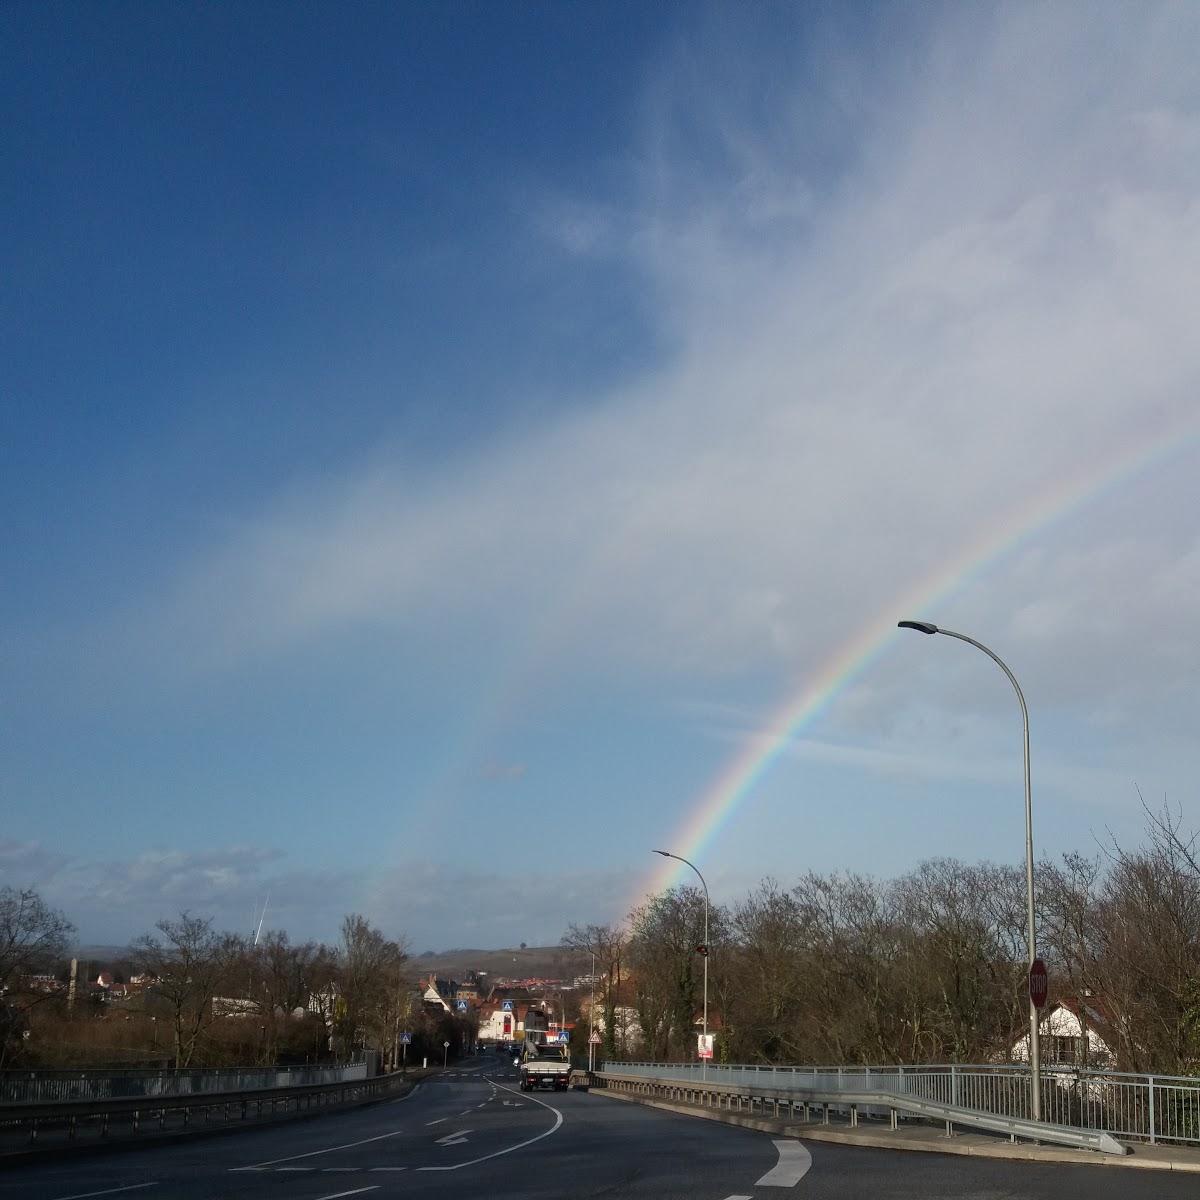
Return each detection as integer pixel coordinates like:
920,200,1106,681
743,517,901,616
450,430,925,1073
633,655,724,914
637,406,1200,906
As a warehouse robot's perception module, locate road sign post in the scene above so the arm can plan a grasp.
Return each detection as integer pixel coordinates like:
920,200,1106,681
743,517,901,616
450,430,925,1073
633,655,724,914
1028,958,1048,1113
443,1039,450,1069
1029,958,1048,1008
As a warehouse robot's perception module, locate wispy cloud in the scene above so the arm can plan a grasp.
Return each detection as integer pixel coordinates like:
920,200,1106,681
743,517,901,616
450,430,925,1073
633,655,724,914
131,7,1200,728
17,7,1200,933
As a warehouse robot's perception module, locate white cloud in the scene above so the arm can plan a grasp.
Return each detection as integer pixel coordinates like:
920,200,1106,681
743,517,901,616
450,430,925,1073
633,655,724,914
96,8,1200,801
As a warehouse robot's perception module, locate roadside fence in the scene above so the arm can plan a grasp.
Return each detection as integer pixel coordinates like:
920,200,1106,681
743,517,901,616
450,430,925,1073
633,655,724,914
608,1061,1200,1147
0,1062,367,1106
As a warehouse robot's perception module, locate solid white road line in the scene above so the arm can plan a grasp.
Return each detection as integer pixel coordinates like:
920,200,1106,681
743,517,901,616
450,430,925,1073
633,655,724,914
313,1189,378,1200
235,1127,407,1169
388,1082,422,1105
756,1140,813,1187
417,1077,563,1173
722,1195,753,1199
425,1117,448,1125
52,1187,158,1200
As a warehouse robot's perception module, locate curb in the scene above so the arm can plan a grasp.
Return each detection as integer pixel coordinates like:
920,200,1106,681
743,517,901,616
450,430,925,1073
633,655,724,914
594,1086,1200,1173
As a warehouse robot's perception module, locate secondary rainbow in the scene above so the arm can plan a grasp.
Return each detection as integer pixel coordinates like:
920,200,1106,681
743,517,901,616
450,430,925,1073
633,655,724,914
640,407,1200,903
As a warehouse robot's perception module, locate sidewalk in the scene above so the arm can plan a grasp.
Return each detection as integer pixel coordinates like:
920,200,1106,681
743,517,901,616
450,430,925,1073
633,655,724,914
596,1086,1200,1173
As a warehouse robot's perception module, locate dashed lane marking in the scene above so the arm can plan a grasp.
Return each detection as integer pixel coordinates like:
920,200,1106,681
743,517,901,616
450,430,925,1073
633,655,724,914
312,1189,378,1200
417,1077,562,1173
232,1127,407,1170
425,1117,448,1126
756,1140,813,1187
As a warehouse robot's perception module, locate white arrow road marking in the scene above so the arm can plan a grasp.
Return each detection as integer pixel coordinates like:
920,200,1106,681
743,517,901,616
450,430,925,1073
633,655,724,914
756,1140,813,1187
435,1130,473,1146
234,1127,407,1169
418,1077,563,1173
51,1187,158,1200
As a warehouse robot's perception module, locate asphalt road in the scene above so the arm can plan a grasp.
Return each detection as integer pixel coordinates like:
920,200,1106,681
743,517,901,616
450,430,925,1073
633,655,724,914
2,1054,1196,1199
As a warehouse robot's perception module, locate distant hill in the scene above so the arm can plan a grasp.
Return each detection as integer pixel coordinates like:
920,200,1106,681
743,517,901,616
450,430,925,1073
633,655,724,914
411,945,590,983
74,945,135,961
68,943,593,985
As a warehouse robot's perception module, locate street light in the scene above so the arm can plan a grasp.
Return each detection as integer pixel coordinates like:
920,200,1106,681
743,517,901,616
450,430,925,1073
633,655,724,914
898,619,1042,1120
588,951,596,1073
653,849,710,1079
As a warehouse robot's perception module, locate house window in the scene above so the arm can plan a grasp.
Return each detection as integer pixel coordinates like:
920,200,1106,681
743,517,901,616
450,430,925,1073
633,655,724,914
1047,1035,1087,1065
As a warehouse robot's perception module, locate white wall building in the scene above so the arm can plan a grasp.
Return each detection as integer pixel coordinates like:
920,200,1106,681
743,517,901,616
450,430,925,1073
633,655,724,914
1011,997,1114,1068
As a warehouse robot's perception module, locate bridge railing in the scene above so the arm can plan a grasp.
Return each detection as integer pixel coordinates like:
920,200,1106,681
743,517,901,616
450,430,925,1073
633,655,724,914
0,1061,367,1106
0,1068,413,1153
606,1061,1200,1147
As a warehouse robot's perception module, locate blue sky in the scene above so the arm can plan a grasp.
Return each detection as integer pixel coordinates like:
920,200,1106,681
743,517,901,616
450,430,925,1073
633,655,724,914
5,3,1200,951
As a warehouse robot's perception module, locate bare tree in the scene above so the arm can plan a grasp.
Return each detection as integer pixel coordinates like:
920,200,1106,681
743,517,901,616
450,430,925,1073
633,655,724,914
130,913,237,1068
335,914,408,1058
627,887,724,1060
561,922,627,1059
0,887,74,995
0,888,74,1066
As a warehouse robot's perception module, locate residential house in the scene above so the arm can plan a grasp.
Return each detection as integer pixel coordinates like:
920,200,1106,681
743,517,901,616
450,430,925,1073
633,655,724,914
1011,994,1116,1068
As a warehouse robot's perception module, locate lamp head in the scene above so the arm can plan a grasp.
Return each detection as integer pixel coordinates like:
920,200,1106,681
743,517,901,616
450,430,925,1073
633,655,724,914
652,849,671,857
898,620,939,635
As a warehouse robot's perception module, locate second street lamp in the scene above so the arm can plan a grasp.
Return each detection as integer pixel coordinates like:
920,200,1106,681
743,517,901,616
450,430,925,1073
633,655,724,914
652,849,710,1079
897,619,1042,1121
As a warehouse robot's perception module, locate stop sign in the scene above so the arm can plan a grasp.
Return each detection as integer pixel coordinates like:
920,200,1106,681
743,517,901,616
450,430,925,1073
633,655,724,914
1028,958,1048,1008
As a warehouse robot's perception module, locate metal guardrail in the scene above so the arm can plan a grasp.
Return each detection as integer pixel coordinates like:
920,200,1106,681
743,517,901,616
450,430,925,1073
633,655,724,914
0,1069,410,1152
606,1061,1200,1147
597,1067,1128,1156
0,1062,367,1106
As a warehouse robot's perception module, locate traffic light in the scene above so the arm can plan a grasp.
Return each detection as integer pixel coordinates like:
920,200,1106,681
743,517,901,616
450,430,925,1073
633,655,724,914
694,943,708,957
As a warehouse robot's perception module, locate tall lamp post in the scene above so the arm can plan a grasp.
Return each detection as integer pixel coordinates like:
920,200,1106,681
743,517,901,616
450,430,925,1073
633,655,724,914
898,620,1042,1120
588,952,596,1073
652,849,710,1079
